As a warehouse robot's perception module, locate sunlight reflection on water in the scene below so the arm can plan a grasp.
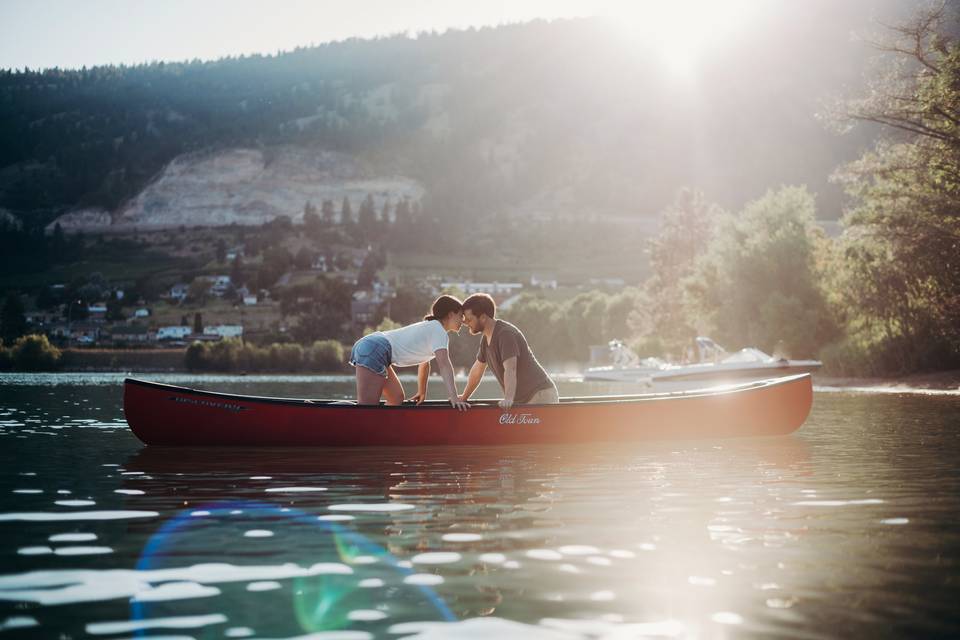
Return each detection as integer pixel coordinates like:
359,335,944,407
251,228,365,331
0,377,958,638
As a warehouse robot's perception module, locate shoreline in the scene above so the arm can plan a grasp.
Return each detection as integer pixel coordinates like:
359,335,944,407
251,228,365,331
14,366,960,393
814,370,960,392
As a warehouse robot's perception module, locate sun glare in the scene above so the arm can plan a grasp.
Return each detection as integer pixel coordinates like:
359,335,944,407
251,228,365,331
603,0,760,76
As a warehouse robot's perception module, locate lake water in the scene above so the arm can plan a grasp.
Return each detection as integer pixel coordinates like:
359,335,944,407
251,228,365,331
1,374,959,639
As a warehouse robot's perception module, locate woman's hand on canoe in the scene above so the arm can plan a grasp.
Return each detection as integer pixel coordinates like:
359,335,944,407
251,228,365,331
407,391,426,405
450,398,470,412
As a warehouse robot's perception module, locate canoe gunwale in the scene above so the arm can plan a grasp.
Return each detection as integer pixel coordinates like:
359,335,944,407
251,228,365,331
123,373,812,410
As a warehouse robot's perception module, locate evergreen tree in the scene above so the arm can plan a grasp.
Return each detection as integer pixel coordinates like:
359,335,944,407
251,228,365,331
50,222,66,261
321,200,336,225
358,193,377,239
340,197,353,225
230,255,244,285
215,238,227,264
1,293,27,344
303,201,321,236
193,312,203,334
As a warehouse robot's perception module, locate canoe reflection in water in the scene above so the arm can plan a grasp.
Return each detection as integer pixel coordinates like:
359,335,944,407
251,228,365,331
118,439,813,634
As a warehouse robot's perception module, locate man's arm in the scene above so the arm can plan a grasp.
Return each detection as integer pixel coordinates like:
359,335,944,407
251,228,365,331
499,356,518,409
460,359,487,401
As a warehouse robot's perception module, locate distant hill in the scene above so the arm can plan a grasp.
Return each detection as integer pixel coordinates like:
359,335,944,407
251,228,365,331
0,2,907,230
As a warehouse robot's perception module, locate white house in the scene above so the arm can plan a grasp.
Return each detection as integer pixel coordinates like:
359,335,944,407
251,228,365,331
203,324,243,338
243,295,258,306
210,275,232,297
169,284,189,301
156,325,192,340
440,281,524,297
530,275,558,289
134,308,150,318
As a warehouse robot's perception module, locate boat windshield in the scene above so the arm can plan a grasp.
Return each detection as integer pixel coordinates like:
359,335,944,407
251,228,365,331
722,347,775,363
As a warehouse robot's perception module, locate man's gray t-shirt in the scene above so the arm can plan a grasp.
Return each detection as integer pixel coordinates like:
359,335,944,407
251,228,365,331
477,320,554,404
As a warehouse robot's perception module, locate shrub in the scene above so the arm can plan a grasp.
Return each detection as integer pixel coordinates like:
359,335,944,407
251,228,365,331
184,341,209,371
208,338,242,371
309,340,345,371
274,343,305,371
10,334,62,371
0,340,11,371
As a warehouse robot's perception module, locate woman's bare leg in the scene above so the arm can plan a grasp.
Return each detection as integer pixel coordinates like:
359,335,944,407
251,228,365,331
382,366,405,406
356,366,387,405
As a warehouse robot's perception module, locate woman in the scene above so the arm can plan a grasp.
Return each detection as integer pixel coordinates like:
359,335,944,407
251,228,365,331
349,294,469,410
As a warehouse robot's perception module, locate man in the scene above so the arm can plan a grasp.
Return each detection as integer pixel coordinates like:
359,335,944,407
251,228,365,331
459,293,559,408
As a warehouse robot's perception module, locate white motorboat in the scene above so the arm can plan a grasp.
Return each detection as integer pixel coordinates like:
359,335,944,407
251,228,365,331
584,337,822,391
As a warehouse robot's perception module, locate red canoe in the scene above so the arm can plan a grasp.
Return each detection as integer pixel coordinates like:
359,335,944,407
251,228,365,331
123,374,813,446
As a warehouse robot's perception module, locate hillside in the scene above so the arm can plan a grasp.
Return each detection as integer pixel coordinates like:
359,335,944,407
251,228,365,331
0,3,905,230
49,147,423,231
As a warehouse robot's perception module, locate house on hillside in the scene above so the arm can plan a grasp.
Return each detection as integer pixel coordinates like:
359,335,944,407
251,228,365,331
70,323,102,345
156,325,192,341
203,325,243,339
25,310,57,328
530,274,558,289
440,281,524,302
87,303,108,322
210,275,232,297
109,324,153,344
311,254,328,272
133,308,150,318
168,284,189,302
351,291,383,327
588,277,625,289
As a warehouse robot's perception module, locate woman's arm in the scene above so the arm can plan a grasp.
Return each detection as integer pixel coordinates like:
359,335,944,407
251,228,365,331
433,348,469,411
460,359,486,402
406,361,431,404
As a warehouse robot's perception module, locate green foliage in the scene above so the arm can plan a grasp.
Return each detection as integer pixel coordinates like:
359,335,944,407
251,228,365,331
639,189,720,354
830,5,960,373
184,338,345,372
6,334,62,371
310,340,345,371
500,289,644,364
1,293,27,343
0,339,11,370
685,186,838,357
285,276,354,343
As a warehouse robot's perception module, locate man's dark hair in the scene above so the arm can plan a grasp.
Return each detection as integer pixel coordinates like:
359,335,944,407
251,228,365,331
462,293,496,319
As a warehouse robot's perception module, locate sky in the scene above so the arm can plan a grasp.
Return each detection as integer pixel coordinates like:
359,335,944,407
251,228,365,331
0,0,610,71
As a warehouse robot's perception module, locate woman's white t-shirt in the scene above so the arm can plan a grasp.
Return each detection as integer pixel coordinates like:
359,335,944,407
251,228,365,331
381,320,449,367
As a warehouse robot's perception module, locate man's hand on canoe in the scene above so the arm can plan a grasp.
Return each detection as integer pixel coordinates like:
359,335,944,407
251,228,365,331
450,398,470,411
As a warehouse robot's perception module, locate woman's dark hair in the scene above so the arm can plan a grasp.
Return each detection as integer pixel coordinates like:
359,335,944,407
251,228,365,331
424,294,463,322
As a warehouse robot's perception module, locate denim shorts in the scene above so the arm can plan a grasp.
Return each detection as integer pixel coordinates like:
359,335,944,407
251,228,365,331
349,333,392,378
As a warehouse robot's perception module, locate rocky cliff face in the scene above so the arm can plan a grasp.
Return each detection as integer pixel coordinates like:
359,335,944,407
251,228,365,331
48,146,423,232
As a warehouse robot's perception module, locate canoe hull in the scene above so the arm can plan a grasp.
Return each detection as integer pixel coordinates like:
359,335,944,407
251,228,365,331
124,375,813,446
123,374,813,446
